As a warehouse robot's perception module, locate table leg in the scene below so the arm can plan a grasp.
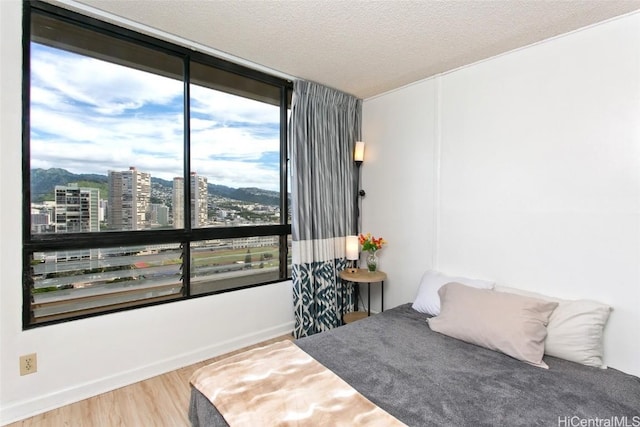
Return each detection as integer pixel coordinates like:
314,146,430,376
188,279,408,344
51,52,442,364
381,281,384,312
367,282,371,316
340,279,345,325
353,282,359,311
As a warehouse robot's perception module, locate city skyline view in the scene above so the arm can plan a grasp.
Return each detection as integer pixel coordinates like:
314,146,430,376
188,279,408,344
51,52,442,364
29,42,282,191
22,8,292,330
31,167,282,234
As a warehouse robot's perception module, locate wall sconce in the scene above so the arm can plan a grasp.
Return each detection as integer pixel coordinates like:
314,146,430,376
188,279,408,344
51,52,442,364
346,235,359,273
353,141,366,235
354,141,365,198
354,141,365,165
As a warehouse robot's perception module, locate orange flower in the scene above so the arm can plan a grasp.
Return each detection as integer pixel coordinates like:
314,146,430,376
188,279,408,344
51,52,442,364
359,233,387,252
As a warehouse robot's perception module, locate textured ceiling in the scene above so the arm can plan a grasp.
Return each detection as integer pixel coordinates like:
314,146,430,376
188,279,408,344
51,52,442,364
51,0,640,99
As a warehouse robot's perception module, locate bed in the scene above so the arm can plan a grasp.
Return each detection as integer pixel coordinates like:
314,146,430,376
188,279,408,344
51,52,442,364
189,303,640,426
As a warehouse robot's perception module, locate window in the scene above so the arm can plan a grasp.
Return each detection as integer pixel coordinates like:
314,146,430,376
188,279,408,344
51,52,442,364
23,2,292,328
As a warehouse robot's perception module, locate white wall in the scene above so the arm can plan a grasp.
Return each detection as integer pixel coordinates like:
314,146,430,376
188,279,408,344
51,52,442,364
0,2,294,424
359,79,438,309
363,12,640,376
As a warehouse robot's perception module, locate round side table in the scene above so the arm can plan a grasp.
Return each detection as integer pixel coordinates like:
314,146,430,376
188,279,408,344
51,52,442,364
339,269,387,324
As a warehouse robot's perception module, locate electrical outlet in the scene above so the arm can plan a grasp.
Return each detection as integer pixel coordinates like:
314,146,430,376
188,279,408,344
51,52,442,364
20,353,37,376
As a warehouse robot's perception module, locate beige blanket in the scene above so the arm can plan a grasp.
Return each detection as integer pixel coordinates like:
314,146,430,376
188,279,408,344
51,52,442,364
190,340,407,426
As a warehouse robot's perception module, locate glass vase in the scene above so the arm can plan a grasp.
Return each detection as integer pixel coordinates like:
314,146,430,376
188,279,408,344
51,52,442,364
366,251,378,272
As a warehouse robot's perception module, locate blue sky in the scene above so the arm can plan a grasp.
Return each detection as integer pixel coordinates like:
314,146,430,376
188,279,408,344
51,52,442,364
30,43,282,191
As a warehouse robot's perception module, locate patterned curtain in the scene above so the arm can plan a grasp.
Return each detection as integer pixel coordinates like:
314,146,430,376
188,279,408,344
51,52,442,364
289,80,361,338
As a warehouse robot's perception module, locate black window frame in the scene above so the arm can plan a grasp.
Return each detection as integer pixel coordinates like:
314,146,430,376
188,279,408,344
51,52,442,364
22,0,292,329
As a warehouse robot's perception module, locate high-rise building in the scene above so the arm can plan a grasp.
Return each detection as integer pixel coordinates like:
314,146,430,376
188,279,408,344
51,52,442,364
192,172,208,228
98,199,108,223
172,177,184,228
108,167,151,230
30,201,55,233
172,172,208,228
150,203,170,227
54,183,100,233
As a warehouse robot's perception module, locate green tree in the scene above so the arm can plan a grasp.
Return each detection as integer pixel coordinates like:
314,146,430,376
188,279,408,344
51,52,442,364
244,249,252,266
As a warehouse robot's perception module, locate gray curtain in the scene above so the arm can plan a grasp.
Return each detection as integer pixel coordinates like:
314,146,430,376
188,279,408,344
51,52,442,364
289,80,361,338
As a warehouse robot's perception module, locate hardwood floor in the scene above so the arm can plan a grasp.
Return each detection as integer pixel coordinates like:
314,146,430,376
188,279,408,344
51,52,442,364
7,335,293,427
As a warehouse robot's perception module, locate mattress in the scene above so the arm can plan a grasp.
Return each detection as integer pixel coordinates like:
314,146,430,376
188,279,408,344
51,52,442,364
189,303,640,426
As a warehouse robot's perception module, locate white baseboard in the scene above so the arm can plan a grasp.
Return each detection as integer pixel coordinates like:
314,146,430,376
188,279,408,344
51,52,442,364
0,320,294,426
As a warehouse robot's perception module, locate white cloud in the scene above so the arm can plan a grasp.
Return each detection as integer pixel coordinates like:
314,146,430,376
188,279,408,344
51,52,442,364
191,159,279,190
30,44,282,190
190,85,279,125
192,126,279,162
32,47,183,114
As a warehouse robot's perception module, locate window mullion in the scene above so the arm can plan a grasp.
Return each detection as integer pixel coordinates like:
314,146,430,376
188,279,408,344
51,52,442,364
183,56,192,295
279,86,290,280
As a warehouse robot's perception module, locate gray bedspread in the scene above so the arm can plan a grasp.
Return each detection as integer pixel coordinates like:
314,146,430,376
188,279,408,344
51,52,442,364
189,303,640,426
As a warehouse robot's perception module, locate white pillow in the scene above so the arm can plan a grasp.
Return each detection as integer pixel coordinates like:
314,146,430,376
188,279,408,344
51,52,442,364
412,270,495,316
495,285,612,368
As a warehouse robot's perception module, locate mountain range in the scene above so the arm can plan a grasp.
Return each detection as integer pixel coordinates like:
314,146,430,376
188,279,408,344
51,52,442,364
30,168,281,206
